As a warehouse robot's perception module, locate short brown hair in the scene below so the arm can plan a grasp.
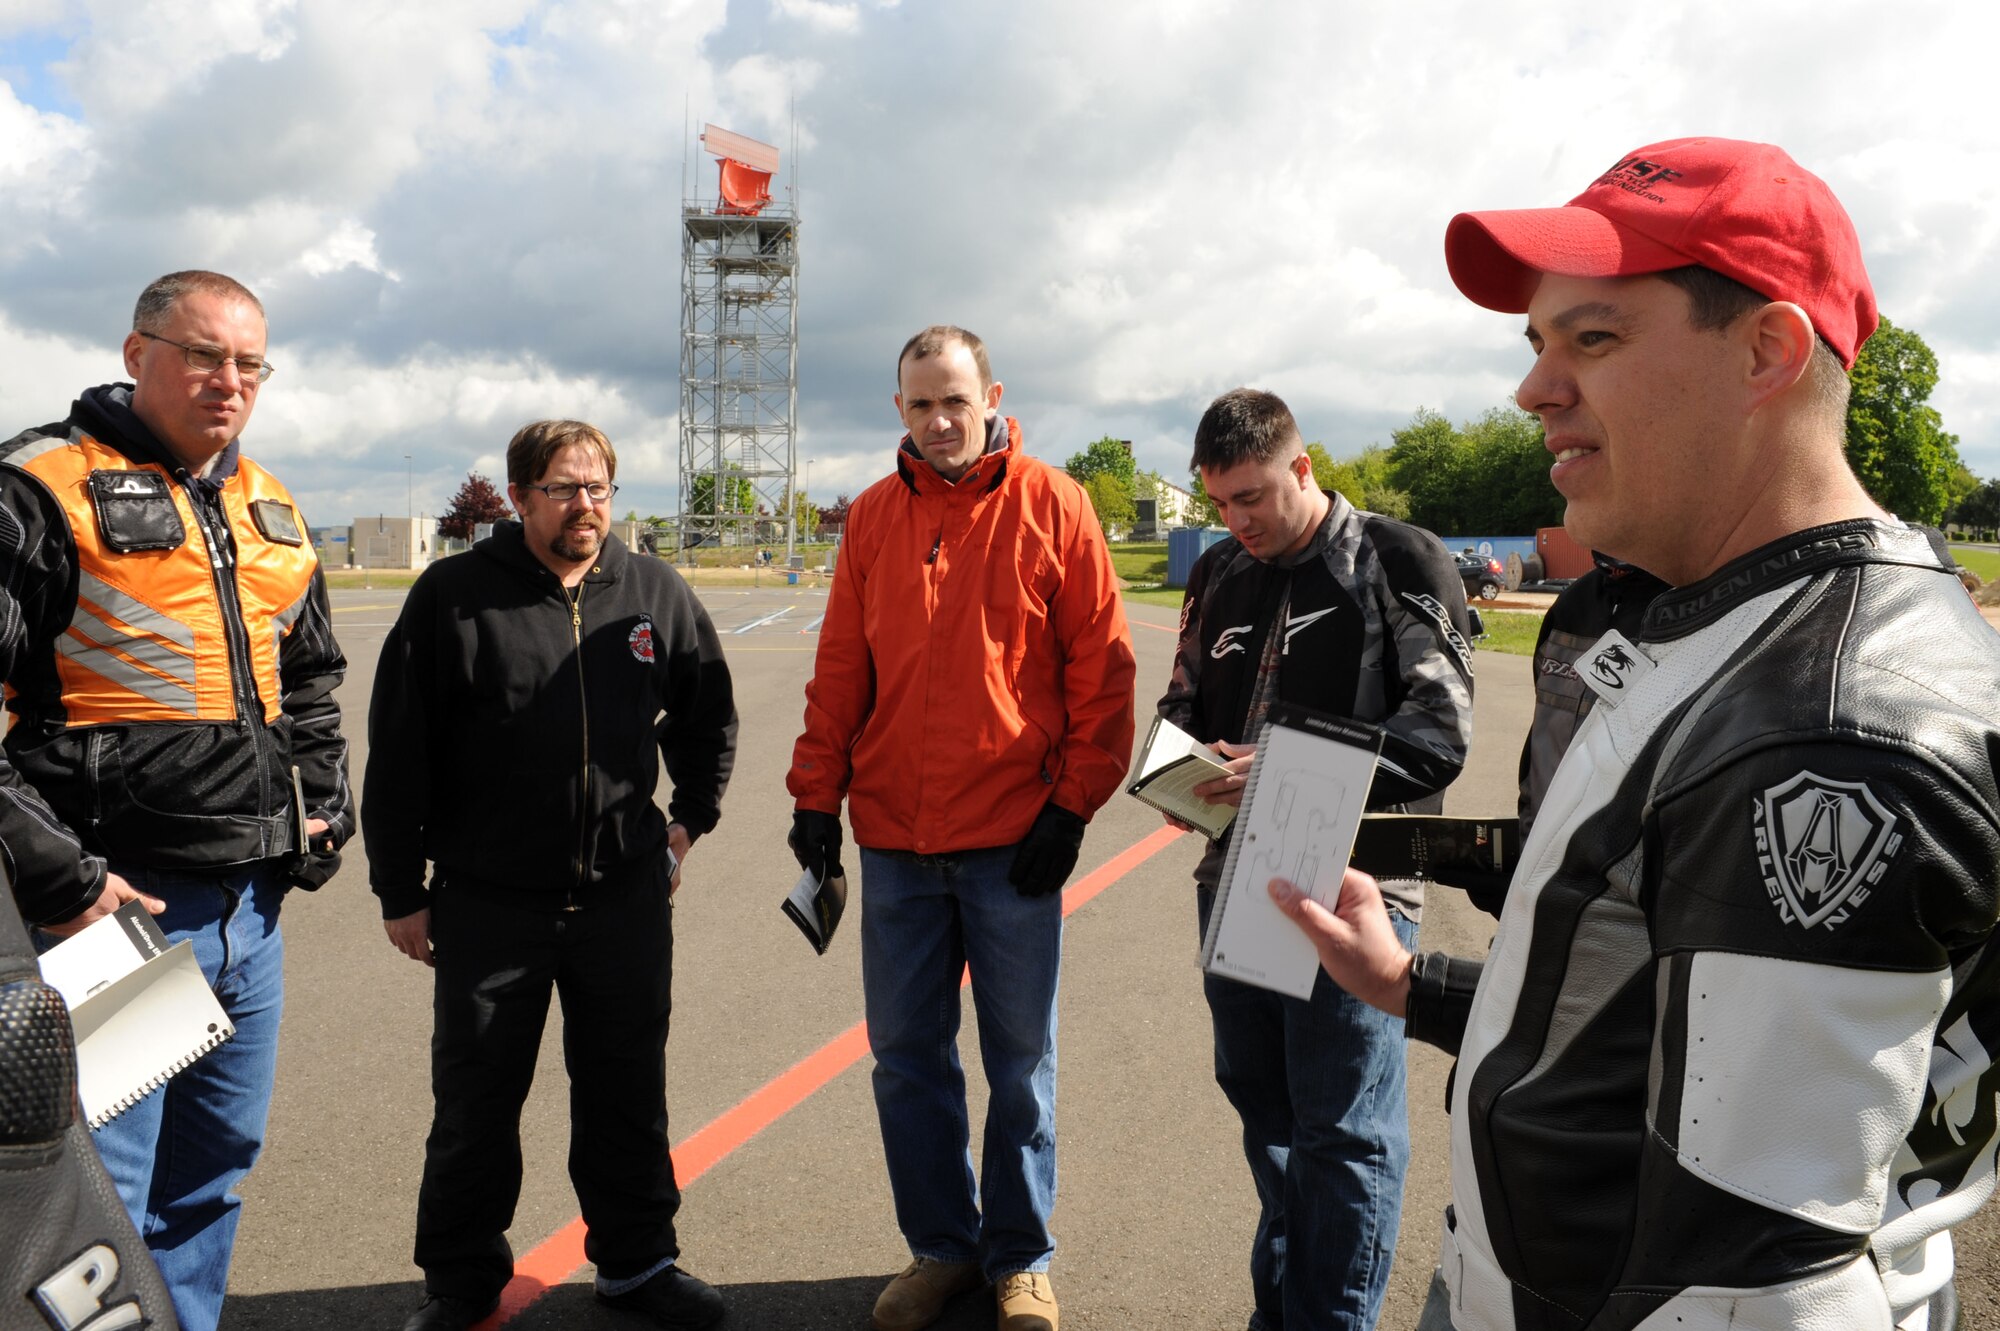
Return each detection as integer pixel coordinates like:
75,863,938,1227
1191,388,1304,472
897,325,991,390
133,271,265,334
506,419,617,489
1654,265,1850,418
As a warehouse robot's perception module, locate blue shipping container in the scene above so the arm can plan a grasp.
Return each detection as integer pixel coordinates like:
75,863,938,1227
1437,535,1538,568
1167,527,1233,588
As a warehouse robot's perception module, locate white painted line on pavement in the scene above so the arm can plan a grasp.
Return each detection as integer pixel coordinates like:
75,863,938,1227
731,606,795,634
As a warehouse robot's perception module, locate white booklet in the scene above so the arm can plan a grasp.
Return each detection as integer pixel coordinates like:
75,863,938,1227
38,900,235,1128
1199,705,1382,999
1126,715,1237,840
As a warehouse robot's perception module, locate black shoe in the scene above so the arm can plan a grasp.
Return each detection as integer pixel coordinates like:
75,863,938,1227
401,1293,499,1331
597,1265,726,1329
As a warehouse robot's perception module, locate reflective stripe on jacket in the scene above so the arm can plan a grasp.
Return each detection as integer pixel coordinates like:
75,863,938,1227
4,427,318,727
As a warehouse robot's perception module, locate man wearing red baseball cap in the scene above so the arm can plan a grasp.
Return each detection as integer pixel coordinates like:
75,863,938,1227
1275,137,2000,1330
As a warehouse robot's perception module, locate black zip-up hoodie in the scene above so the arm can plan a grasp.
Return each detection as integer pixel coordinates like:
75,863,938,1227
363,521,737,918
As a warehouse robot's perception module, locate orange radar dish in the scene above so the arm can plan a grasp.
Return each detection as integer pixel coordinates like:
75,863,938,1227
700,124,780,216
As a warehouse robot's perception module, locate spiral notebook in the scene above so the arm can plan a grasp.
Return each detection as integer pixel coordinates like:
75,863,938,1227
1199,705,1382,999
37,901,235,1128
1127,715,1238,840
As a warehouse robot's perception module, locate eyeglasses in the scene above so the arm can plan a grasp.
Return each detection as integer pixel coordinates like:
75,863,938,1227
138,331,275,384
523,481,618,504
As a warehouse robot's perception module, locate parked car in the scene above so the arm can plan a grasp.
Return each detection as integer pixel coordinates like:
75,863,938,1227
1455,550,1504,600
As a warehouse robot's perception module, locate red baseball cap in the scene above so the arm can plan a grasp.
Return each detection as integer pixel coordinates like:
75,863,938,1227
1444,137,1878,367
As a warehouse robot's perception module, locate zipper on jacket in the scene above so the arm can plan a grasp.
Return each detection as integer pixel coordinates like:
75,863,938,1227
565,578,590,909
926,534,941,565
190,478,276,838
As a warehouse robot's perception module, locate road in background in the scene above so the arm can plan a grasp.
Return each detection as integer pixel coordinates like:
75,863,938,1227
213,584,1994,1329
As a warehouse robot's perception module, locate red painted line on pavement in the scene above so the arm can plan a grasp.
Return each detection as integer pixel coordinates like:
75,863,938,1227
1128,617,1177,633
482,824,1187,1325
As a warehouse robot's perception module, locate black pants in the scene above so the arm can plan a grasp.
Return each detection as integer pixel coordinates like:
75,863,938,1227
414,858,679,1302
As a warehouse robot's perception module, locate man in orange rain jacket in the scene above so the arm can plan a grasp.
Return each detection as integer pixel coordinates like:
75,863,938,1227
788,325,1136,1331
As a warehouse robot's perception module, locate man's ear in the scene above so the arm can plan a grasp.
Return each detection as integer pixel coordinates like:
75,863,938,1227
985,379,1004,413
1743,301,1816,412
1291,450,1314,487
122,331,145,380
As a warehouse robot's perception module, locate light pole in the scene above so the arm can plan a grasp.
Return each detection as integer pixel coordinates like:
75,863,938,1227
404,454,413,567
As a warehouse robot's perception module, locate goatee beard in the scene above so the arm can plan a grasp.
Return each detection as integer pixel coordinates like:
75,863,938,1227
551,524,603,563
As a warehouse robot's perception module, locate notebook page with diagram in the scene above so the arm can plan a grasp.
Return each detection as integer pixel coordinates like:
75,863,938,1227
1199,705,1382,999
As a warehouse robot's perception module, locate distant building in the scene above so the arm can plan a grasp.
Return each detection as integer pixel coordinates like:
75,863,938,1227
1135,476,1200,537
351,516,431,569
1153,477,1197,527
310,525,352,568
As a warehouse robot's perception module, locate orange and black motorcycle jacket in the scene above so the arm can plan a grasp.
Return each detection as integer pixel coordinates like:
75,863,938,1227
0,384,350,927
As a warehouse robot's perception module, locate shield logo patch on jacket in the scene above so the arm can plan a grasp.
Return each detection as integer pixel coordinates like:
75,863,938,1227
629,618,655,663
1752,771,1903,931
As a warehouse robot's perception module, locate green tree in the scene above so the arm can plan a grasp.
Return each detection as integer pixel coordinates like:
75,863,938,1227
1949,479,2000,531
1185,469,1221,525
1372,406,1558,534
787,490,820,540
688,471,756,516
1340,445,1409,518
1461,407,1562,533
1065,437,1137,488
1845,315,1962,523
1386,408,1476,535
438,472,509,540
1944,463,1982,518
1079,472,1136,531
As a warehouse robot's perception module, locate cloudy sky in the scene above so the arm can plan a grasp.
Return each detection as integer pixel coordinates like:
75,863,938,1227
2,0,1997,527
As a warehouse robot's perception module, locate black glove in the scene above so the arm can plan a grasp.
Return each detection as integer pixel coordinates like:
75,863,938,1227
789,809,844,883
1007,803,1086,898
284,844,341,892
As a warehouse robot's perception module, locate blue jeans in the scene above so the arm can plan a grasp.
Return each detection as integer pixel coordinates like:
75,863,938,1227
860,845,1062,1281
88,864,286,1331
1197,885,1418,1331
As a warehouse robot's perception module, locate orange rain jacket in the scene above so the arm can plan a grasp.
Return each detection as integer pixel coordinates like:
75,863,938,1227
789,418,1136,854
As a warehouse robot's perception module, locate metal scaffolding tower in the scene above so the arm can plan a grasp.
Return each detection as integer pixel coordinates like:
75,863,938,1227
677,125,799,560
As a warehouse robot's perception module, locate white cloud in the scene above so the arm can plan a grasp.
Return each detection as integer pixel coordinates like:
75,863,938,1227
773,0,858,34
296,219,398,281
4,0,2000,527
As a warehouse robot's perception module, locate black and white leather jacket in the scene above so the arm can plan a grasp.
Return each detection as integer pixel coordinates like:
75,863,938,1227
1412,520,2000,1330
1158,491,1475,915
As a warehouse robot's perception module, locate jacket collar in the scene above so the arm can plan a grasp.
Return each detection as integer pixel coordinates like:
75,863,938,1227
477,518,626,588
73,383,241,486
1640,519,1945,641
896,415,1019,498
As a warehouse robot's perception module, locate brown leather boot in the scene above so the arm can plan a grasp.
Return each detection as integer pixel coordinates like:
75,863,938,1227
870,1257,985,1331
994,1271,1058,1331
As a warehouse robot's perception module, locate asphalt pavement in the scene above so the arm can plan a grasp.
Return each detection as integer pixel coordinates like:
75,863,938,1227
211,583,1996,1330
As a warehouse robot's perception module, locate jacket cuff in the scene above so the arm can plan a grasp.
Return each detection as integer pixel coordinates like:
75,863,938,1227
1405,949,1482,1056
373,883,430,921
30,860,107,929
666,807,719,842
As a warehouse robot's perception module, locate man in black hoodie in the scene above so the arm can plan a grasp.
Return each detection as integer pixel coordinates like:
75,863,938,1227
365,419,737,1331
0,270,350,1331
